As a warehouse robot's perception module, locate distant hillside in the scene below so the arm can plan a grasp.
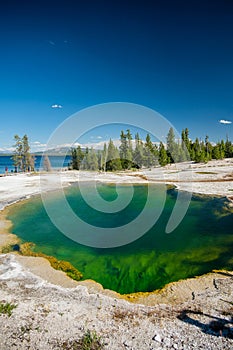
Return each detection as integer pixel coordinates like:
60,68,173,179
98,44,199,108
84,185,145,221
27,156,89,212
34,146,73,156
34,146,91,156
0,146,93,157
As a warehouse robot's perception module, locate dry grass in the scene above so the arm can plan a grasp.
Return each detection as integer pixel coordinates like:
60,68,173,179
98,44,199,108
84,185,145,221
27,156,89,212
112,308,139,320
60,330,104,350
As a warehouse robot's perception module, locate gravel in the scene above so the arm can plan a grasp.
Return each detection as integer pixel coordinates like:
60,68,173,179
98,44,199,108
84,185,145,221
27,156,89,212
0,254,232,350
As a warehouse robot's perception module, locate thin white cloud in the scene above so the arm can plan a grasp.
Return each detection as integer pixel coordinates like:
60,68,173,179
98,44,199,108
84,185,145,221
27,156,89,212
51,104,63,109
0,146,14,153
48,40,55,46
30,141,47,152
97,136,102,139
33,143,47,148
219,119,232,124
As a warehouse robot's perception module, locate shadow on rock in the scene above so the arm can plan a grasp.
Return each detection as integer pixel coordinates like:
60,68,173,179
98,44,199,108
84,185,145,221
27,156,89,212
177,310,233,339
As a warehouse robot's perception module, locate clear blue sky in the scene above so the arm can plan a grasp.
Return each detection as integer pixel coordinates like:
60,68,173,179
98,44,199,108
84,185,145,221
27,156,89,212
0,0,233,151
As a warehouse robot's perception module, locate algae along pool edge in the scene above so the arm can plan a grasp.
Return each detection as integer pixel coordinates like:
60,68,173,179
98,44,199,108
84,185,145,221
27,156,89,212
6,183,233,294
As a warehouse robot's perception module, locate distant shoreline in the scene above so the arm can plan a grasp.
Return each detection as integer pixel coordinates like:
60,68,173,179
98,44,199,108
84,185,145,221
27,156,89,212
0,154,71,175
0,158,233,211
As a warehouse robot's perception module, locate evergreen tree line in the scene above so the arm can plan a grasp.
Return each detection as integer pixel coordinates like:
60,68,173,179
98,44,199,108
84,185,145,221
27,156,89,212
71,127,233,171
11,129,233,173
158,127,233,165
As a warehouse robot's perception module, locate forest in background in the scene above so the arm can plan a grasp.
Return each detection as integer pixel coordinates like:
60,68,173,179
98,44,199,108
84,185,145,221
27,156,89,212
10,128,233,173
71,128,233,171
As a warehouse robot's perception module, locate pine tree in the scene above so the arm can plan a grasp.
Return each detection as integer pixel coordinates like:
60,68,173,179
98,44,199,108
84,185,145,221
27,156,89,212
22,135,31,171
212,143,221,159
166,127,178,163
225,138,233,158
126,129,133,165
71,146,84,170
159,142,168,166
106,139,122,171
120,130,132,169
143,134,157,168
76,146,84,170
12,134,32,172
220,140,225,159
71,148,78,169
184,128,191,151
82,147,90,170
119,130,127,168
192,138,207,163
181,128,190,160
205,135,212,161
193,138,200,162
97,150,102,170
178,146,187,162
12,135,23,172
133,133,144,168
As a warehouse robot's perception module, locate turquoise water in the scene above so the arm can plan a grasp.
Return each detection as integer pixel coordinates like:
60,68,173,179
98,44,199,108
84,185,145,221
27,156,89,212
7,183,233,294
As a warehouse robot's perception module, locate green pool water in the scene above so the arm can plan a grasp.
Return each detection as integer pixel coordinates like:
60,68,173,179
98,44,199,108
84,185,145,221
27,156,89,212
7,183,233,294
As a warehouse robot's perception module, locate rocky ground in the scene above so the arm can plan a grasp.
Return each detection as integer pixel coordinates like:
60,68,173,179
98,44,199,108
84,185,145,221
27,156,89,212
0,254,232,350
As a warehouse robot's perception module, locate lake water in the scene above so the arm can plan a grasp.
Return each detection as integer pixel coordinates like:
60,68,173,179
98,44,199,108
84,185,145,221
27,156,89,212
0,155,71,174
7,183,233,294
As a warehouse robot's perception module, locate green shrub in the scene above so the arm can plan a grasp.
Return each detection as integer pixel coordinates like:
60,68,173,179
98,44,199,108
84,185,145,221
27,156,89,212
0,301,17,317
61,330,104,350
80,330,103,350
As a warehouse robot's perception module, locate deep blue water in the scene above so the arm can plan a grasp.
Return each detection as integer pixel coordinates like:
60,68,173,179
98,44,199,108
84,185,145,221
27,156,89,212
0,155,71,174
